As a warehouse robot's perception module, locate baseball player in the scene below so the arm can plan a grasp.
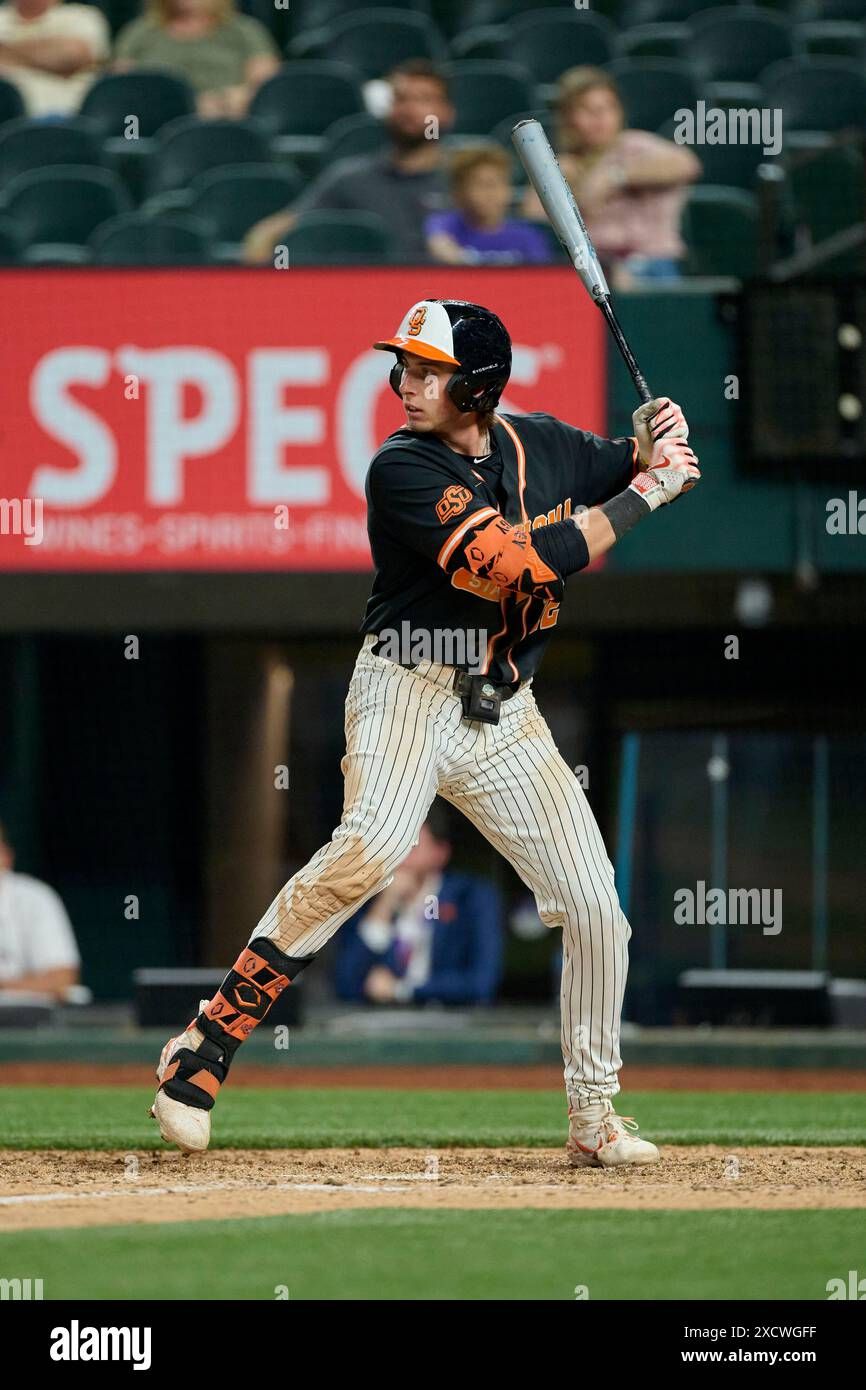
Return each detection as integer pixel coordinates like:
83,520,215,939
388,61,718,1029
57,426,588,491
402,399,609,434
151,298,699,1166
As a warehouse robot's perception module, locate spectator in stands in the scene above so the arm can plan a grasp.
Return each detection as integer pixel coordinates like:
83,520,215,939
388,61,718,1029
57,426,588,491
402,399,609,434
243,58,454,265
333,806,503,1006
113,0,279,118
522,66,700,286
426,144,552,266
0,820,81,1001
0,0,109,116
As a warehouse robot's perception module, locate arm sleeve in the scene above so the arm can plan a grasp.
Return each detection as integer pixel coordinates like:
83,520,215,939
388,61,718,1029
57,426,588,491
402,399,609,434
367,451,564,603
412,883,503,1005
560,421,640,506
25,885,80,974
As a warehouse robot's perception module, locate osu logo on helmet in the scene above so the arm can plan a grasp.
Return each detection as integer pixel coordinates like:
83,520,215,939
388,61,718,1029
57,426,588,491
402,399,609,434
407,306,427,336
436,485,472,523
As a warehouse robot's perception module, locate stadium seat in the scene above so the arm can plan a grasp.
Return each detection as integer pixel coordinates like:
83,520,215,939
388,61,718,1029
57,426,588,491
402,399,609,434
795,21,865,58
323,111,389,164
313,9,448,80
444,61,533,135
761,58,866,134
686,7,793,83
282,210,393,264
618,23,688,59
681,186,759,278
249,62,363,138
809,0,866,18
0,76,25,128
188,165,303,253
0,167,130,257
0,212,22,263
0,119,102,188
80,71,195,140
449,24,509,61
605,60,699,133
150,118,270,195
89,212,213,265
622,0,714,21
464,0,606,23
657,117,765,189
507,11,615,83
785,142,866,246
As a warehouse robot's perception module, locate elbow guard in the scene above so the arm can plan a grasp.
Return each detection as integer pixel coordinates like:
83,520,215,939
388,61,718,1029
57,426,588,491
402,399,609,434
464,515,563,599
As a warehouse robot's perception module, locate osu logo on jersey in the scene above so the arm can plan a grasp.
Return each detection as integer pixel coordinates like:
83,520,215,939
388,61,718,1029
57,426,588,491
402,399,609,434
436,484,473,523
407,306,427,336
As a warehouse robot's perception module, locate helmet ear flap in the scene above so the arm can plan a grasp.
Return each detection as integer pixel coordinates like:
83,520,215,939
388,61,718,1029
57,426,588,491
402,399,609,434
388,360,403,398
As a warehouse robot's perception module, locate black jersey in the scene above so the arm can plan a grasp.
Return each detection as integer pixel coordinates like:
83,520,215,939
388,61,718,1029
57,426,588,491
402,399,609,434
361,411,639,686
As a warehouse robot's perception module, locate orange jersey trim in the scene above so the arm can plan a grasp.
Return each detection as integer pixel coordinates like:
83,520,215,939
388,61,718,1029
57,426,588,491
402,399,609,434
437,505,499,570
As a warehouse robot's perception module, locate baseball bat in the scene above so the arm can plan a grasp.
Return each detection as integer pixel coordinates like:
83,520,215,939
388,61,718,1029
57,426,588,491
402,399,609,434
511,118,653,405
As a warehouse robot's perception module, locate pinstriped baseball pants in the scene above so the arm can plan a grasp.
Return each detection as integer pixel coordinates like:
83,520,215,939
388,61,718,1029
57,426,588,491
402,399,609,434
251,634,632,1108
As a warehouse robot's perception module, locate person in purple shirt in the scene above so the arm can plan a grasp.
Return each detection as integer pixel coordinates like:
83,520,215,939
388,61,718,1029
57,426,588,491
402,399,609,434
426,144,552,267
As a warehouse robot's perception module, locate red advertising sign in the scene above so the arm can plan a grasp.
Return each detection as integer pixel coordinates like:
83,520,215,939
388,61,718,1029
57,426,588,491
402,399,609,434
0,268,606,570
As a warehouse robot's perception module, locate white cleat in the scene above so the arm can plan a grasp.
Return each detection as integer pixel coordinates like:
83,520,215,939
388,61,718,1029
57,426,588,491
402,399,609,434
566,1101,660,1169
149,1001,212,1154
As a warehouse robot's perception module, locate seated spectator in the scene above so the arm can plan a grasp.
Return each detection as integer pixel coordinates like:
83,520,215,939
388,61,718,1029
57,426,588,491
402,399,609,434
333,807,502,1006
114,0,279,118
522,66,700,287
243,58,454,265
0,820,81,1001
426,144,552,266
0,0,109,117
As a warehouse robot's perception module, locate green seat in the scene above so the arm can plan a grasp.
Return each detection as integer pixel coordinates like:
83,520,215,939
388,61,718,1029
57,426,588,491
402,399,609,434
0,212,22,263
606,59,699,131
151,117,269,195
508,11,615,82
618,22,688,59
687,6,793,83
761,57,866,133
0,118,102,188
444,61,533,135
249,62,363,138
622,0,717,21
682,186,759,278
189,165,303,249
80,71,194,140
795,21,865,58
323,112,389,165
319,8,448,80
0,165,130,248
657,116,764,189
450,24,510,61
283,210,392,264
0,76,25,129
786,143,865,245
89,212,213,265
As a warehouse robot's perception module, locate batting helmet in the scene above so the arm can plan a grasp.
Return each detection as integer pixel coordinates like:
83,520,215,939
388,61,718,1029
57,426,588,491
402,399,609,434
373,298,512,414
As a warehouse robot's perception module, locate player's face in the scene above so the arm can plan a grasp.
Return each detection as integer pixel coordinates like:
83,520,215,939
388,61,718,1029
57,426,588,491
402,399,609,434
394,352,461,432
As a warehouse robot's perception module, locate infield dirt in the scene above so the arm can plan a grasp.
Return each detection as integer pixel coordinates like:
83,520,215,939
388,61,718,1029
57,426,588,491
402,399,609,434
0,1145,862,1231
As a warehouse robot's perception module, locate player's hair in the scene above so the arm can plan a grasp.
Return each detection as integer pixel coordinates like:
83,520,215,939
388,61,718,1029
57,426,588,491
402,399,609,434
388,59,452,101
448,144,512,193
555,66,624,151
147,0,235,23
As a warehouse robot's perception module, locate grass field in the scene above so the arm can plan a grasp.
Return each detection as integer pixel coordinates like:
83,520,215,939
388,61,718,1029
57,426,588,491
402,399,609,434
0,1210,858,1301
0,1085,863,1301
1,1085,865,1149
